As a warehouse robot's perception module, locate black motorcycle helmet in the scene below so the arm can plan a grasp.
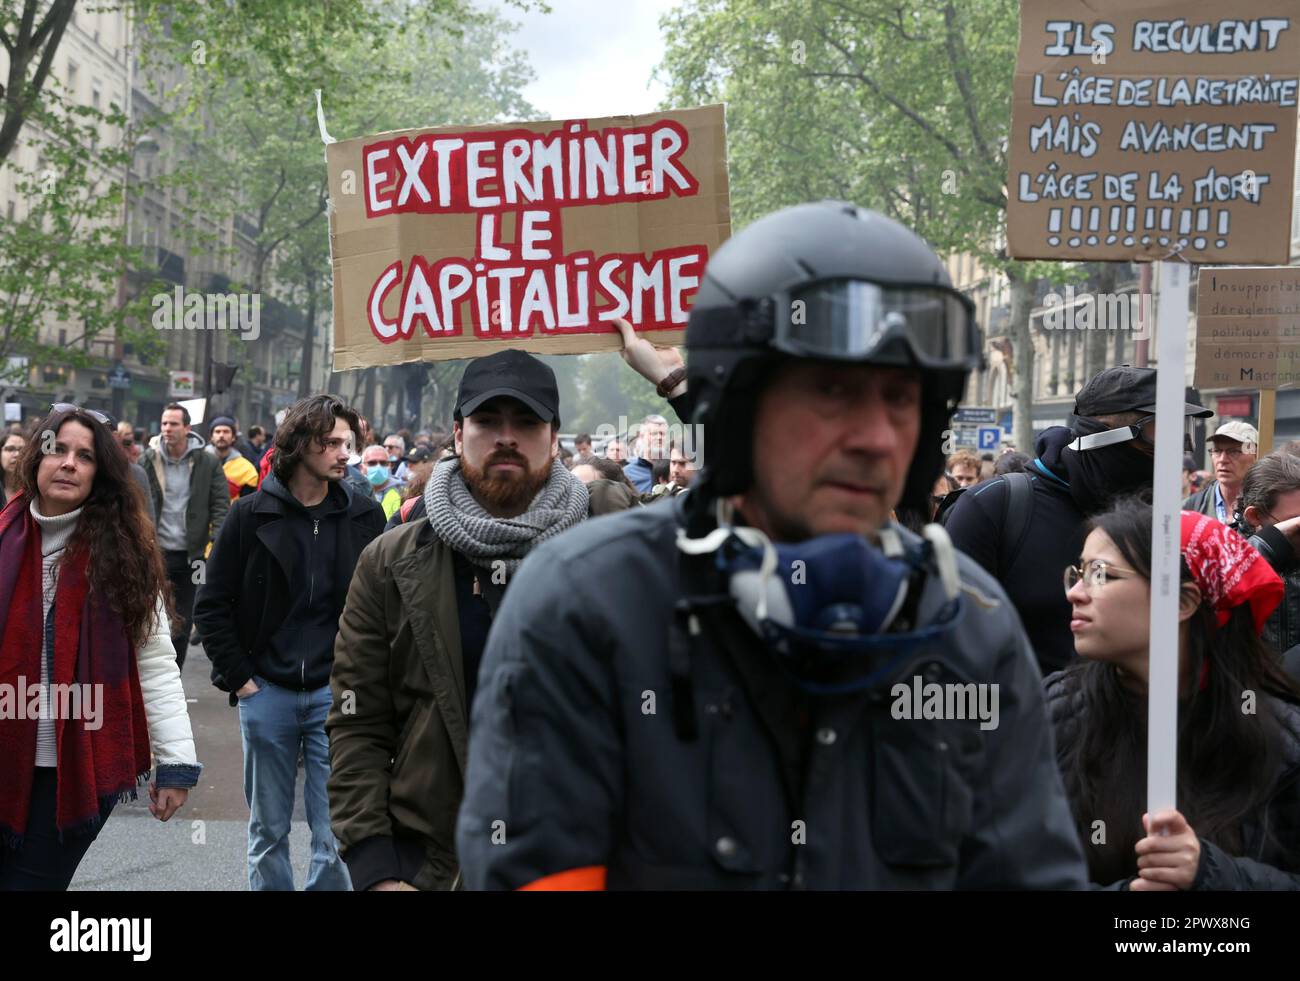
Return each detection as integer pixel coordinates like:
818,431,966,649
685,201,982,521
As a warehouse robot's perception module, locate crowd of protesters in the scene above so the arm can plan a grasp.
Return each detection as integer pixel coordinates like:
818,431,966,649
3,201,1300,893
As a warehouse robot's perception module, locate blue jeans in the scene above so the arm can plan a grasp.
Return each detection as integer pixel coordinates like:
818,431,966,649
238,677,351,891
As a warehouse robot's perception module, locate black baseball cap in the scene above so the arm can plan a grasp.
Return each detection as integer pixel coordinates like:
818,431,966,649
454,349,559,424
405,445,434,465
1073,366,1211,419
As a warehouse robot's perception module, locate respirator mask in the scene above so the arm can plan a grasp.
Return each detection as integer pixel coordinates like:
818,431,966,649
677,501,963,695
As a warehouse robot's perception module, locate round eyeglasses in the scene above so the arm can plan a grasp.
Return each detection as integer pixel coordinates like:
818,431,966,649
1064,559,1139,594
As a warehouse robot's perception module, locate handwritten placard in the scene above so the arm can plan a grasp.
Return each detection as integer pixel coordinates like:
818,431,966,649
1008,1,1299,264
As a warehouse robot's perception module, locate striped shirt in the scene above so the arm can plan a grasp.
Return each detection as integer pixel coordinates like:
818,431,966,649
29,501,83,767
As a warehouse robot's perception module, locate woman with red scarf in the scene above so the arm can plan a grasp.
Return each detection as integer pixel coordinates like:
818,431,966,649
0,405,201,890
1046,498,1300,889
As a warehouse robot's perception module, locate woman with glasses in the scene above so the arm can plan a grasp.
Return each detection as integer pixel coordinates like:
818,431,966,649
0,405,201,890
1,423,26,507
1046,498,1300,890
1237,452,1300,662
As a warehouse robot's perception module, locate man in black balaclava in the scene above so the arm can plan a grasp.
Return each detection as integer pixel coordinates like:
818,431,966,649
944,365,1211,674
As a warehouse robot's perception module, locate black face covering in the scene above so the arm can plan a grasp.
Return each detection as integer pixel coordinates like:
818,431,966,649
1059,415,1153,515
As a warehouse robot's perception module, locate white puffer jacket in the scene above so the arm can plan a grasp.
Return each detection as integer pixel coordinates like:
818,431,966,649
139,595,202,785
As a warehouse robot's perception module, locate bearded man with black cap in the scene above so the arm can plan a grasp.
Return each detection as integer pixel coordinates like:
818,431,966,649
326,348,679,891
455,201,1088,890
945,365,1212,675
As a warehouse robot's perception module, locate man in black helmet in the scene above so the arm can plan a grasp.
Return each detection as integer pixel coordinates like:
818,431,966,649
943,366,1211,675
455,201,1087,890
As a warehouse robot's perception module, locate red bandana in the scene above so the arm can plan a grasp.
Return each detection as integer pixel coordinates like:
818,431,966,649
1181,511,1283,633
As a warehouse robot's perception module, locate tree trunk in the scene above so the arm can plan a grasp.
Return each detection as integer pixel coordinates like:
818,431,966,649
406,362,427,431
362,367,376,424
298,269,317,400
1007,266,1036,452
0,0,77,165
1087,263,1116,382
394,371,405,435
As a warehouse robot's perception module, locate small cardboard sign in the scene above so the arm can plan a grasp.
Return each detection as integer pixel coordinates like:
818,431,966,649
326,105,731,369
1008,1,1300,263
169,370,196,398
1195,265,1300,389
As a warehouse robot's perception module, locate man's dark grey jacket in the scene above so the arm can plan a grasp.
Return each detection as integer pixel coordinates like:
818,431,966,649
456,496,1088,890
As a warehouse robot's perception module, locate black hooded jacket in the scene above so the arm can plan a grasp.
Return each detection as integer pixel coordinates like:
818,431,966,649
944,425,1154,675
195,472,386,702
1045,670,1300,890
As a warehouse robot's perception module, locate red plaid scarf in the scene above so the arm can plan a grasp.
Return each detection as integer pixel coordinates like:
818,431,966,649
1181,511,1284,633
0,494,152,844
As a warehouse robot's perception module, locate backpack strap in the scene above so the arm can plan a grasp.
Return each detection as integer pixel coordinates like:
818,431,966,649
936,487,964,525
998,472,1035,580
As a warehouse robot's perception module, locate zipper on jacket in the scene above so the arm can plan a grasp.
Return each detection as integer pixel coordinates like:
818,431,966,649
304,517,319,688
309,518,319,606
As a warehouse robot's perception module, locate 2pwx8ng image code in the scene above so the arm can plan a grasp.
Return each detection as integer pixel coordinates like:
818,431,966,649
1113,916,1251,954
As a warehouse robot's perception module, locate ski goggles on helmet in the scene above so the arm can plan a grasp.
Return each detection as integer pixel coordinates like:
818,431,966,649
766,279,980,371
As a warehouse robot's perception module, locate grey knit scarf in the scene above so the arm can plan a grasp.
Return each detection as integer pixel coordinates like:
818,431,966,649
425,456,589,576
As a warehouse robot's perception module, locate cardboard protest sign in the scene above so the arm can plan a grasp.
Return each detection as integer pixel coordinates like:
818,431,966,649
326,105,730,369
1195,265,1300,389
1008,1,1300,264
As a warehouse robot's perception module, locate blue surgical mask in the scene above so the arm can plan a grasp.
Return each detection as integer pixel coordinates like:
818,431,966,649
367,465,389,486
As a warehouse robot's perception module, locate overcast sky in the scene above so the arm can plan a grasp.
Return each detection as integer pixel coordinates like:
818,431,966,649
483,0,683,119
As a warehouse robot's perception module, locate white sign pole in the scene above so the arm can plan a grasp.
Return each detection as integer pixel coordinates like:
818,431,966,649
1147,259,1188,819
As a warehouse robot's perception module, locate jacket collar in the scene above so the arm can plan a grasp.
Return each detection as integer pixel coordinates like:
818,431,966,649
252,472,363,518
390,522,469,775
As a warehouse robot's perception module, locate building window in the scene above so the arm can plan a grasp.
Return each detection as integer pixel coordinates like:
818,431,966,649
5,201,13,220
91,82,101,109
67,61,79,92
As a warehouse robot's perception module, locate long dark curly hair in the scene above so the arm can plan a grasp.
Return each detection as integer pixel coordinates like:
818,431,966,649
16,407,172,649
272,395,361,486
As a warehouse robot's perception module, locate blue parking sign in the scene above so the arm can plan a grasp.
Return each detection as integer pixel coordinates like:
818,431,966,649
977,427,1001,451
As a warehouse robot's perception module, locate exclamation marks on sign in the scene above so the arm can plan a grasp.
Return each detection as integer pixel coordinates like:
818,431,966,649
1192,208,1211,250
1060,206,1106,247
1068,205,1083,248
1044,206,1230,251
1107,205,1122,245
1047,207,1062,247
1135,206,1191,251
1187,209,1229,250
